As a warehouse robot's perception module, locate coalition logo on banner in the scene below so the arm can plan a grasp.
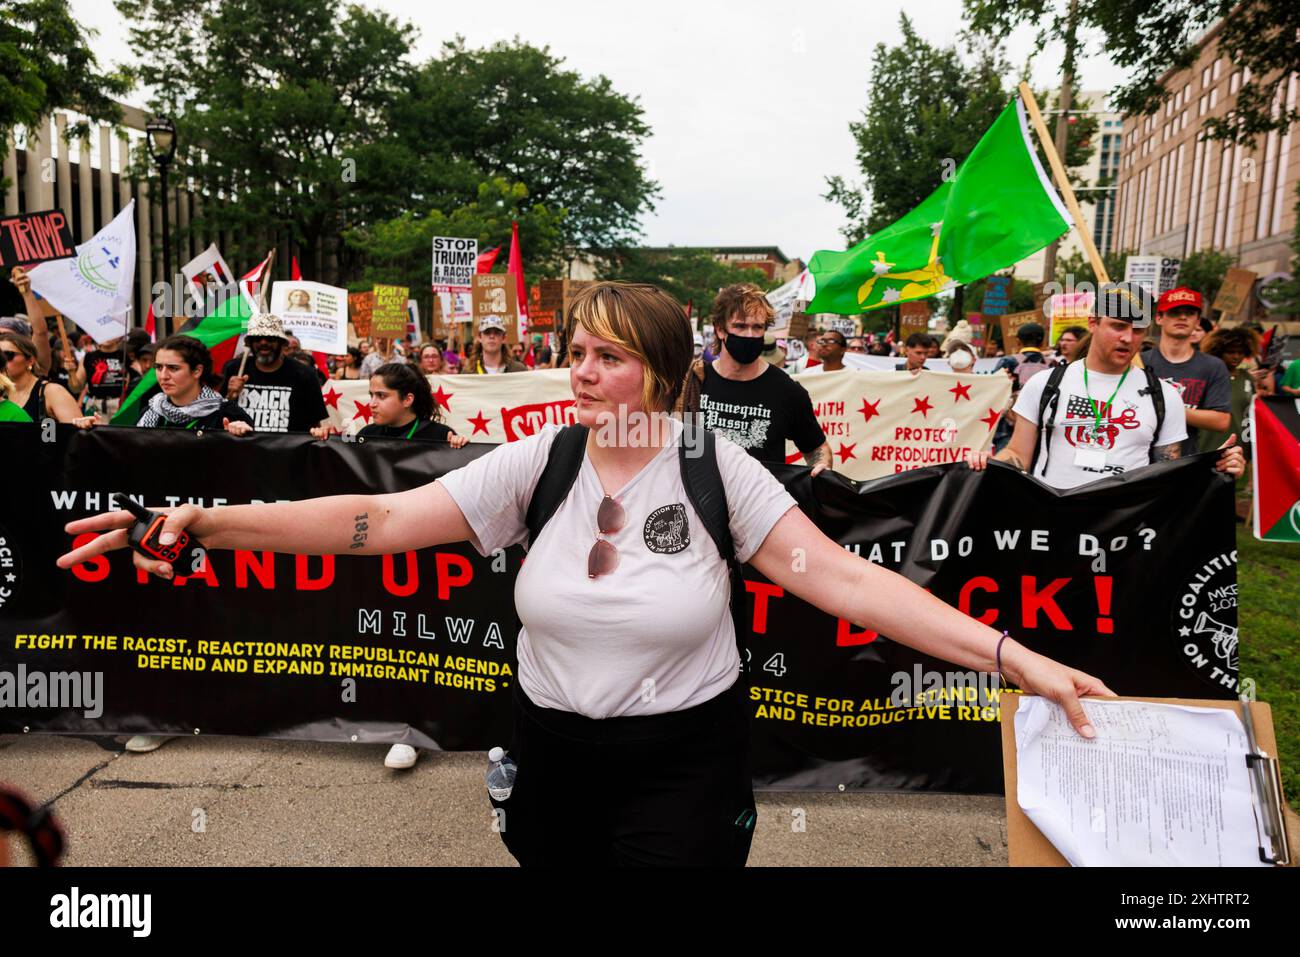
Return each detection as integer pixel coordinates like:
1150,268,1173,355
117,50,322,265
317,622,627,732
0,426,1238,792
320,368,1009,481
0,518,22,616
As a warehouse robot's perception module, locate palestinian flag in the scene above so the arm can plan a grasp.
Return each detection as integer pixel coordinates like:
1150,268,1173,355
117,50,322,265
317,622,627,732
1251,396,1300,542
112,291,251,426
807,96,1069,315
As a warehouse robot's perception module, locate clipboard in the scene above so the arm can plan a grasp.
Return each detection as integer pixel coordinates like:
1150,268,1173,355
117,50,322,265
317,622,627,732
1000,694,1298,867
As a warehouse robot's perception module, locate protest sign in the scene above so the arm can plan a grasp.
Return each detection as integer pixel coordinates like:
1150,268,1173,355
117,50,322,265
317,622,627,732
1044,290,1093,344
431,236,478,293
788,311,811,340
828,317,858,338
529,279,563,332
561,279,593,324
980,275,1013,316
899,300,930,339
0,209,75,267
1124,255,1181,299
472,274,519,343
181,245,235,311
270,280,348,354
370,284,410,339
348,291,374,338
1212,268,1258,317
3,426,1234,792
999,310,1041,351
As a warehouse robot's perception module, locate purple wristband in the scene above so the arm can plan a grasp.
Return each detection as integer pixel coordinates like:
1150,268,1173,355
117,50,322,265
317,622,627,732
996,631,1010,680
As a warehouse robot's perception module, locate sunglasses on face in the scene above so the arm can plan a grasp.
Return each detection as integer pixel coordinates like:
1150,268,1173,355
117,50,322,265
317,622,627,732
1,351,22,362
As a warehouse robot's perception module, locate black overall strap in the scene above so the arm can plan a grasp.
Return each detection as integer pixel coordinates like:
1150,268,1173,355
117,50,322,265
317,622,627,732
1030,361,1069,476
524,424,589,548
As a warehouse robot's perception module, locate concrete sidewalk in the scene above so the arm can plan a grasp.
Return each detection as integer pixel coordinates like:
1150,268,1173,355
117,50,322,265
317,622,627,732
0,734,1007,866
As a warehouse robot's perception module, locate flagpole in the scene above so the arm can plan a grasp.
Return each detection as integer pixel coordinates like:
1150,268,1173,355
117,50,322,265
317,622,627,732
1017,82,1110,285
235,248,276,379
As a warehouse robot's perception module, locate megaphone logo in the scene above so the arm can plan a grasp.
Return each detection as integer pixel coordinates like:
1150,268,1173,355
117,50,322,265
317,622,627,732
1194,611,1238,670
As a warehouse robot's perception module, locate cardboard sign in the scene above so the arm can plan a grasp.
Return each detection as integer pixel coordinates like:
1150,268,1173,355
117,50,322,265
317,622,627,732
898,300,930,339
981,275,1013,316
528,279,563,332
1124,256,1181,299
472,273,519,343
1212,268,1258,317
371,284,409,339
0,209,75,268
270,280,349,354
788,311,811,341
431,236,478,293
348,291,374,338
999,310,1042,352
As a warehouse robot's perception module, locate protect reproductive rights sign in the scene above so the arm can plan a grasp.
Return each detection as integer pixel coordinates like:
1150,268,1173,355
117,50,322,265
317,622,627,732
432,237,478,293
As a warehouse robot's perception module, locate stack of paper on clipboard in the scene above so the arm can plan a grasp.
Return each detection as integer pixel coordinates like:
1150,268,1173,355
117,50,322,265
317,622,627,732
1014,697,1291,867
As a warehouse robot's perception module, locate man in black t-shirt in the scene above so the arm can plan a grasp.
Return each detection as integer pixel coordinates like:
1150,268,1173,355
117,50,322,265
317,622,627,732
221,313,328,433
689,283,830,474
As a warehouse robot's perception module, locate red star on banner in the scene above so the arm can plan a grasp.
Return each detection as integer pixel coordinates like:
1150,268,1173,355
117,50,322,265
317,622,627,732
980,408,1001,431
836,442,857,463
322,386,341,410
858,397,881,423
352,401,372,423
911,395,933,418
432,385,454,411
468,410,492,435
949,382,972,402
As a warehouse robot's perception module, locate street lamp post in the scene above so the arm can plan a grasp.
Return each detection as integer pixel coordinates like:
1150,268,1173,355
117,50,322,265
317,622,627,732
145,117,177,337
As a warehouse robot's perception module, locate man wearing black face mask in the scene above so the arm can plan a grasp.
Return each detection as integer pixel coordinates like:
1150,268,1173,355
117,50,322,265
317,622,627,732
678,283,831,475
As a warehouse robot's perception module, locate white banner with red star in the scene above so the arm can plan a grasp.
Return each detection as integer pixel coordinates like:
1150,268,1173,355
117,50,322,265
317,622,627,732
319,368,1009,481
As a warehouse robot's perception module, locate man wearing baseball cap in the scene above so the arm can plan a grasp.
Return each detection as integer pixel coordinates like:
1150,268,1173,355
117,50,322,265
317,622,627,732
1144,286,1231,456
967,282,1244,488
463,315,527,375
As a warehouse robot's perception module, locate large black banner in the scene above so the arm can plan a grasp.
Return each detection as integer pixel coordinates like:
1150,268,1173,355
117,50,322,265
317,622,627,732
0,425,1239,792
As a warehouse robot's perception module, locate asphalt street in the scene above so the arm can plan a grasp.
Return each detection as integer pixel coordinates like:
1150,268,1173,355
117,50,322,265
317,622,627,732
0,734,1007,866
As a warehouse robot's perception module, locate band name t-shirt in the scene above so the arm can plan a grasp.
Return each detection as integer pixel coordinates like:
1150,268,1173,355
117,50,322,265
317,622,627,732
699,362,826,464
1143,349,1231,455
82,350,136,400
438,419,796,719
220,357,328,433
1013,362,1187,489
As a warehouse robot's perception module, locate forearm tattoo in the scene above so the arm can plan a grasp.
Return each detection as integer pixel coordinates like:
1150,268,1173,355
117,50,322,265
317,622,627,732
806,445,833,469
995,448,1026,471
349,512,369,550
1153,443,1182,462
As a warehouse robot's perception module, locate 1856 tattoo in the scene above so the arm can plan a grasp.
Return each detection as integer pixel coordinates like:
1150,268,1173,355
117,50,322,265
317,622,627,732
349,513,369,550
1153,443,1182,462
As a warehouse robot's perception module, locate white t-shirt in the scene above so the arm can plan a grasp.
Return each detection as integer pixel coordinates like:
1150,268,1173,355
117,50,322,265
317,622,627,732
437,419,796,718
1013,362,1187,489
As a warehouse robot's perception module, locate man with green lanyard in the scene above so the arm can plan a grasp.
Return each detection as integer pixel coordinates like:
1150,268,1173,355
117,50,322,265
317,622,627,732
966,282,1245,488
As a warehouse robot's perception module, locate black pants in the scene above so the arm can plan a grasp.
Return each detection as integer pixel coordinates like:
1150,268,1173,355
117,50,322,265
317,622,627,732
490,678,756,867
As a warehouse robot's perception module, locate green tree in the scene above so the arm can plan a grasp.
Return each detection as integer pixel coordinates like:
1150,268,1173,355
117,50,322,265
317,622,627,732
342,177,565,323
596,247,771,325
824,14,1010,245
394,38,658,253
118,0,417,274
1054,247,1134,288
0,0,128,179
1178,249,1237,307
964,1,1298,147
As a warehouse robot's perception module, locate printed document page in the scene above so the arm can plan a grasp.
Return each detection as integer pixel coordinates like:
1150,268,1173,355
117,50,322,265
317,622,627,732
1015,697,1271,867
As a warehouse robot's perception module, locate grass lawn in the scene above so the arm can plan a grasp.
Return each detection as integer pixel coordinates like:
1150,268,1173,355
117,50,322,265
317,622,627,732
1237,524,1300,813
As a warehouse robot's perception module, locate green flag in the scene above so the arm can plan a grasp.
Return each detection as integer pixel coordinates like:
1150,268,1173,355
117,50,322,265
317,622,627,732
113,293,252,426
808,97,1070,315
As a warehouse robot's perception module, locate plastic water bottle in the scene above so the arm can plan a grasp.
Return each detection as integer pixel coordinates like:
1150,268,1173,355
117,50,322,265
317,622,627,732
485,746,516,801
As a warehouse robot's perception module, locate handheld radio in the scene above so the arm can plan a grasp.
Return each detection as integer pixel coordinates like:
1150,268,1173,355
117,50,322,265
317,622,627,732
116,494,205,569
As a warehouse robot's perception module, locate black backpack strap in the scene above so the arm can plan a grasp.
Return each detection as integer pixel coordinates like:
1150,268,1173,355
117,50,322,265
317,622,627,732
678,422,735,563
524,424,588,548
1029,360,1069,477
1141,364,1167,462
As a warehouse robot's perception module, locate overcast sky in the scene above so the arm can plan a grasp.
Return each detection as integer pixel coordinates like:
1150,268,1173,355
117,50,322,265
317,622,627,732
73,0,1129,263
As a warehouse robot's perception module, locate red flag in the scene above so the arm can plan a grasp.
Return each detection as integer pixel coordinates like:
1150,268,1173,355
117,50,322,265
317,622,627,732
507,222,528,331
476,247,500,273
291,256,302,281
144,302,155,341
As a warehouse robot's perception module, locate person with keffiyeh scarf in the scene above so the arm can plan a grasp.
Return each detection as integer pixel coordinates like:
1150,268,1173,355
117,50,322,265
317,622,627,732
136,336,253,434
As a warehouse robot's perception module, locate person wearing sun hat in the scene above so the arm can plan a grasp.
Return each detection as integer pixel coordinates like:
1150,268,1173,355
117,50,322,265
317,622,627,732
220,312,328,432
1144,286,1231,456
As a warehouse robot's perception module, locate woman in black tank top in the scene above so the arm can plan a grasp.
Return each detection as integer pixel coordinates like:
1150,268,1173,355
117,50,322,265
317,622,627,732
0,331,93,427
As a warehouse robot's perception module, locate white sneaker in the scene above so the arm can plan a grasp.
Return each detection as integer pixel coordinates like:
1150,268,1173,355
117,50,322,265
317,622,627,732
384,744,419,769
124,735,170,753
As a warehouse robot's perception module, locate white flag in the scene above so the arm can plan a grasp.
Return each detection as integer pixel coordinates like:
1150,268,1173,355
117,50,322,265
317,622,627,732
29,200,137,344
